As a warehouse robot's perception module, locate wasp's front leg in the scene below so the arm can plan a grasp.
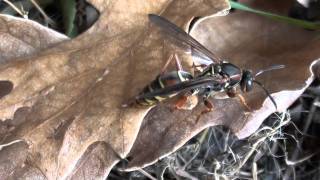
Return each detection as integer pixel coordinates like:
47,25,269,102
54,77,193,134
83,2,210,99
237,94,251,111
174,95,188,110
226,87,251,111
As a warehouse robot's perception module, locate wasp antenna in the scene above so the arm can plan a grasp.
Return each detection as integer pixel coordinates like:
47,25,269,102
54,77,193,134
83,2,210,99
255,64,285,77
253,80,278,110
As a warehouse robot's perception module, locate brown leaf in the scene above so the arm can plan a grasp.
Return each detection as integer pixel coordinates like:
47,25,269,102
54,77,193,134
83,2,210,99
0,0,229,179
0,15,68,63
68,142,120,179
125,0,320,170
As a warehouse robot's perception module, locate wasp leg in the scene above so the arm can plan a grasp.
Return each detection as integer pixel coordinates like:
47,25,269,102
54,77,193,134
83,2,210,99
195,99,214,123
226,87,236,98
192,64,208,69
226,87,251,111
160,54,174,74
160,53,184,74
169,93,200,112
237,94,252,111
168,95,188,113
174,54,183,71
174,95,188,109
191,63,209,75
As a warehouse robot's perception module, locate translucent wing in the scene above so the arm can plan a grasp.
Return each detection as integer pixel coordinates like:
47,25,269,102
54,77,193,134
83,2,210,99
136,76,224,100
148,14,221,65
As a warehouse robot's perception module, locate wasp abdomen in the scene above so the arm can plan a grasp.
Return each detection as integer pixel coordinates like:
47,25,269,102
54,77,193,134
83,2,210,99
136,71,193,105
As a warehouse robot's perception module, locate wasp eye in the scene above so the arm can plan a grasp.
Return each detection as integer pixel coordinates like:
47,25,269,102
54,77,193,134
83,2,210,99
240,70,253,92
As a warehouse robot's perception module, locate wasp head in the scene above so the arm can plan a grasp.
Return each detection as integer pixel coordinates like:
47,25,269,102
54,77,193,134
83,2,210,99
240,70,254,92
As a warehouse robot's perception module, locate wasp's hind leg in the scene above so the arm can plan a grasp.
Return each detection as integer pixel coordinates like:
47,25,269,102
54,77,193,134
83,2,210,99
168,95,188,112
195,99,214,123
160,53,184,74
160,54,174,74
174,95,188,110
169,93,199,112
173,54,183,71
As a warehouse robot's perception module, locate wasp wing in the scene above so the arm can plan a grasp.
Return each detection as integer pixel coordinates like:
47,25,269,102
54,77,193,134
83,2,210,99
148,14,220,65
136,76,224,100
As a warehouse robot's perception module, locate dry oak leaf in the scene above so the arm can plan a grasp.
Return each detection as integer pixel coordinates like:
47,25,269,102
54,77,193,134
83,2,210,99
0,0,229,179
125,0,320,170
0,15,68,63
0,14,68,179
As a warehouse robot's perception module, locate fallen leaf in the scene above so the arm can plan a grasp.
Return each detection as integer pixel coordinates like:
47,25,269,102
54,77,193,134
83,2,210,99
67,142,120,179
0,0,229,179
0,15,68,63
125,0,320,170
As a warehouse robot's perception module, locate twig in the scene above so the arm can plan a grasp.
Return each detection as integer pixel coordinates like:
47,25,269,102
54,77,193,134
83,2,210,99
252,162,258,180
285,153,316,165
3,0,28,18
157,164,169,180
28,0,55,26
137,168,157,180
0,139,24,150
182,144,201,169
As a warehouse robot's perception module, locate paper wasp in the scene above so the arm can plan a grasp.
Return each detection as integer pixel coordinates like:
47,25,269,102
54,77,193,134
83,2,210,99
131,14,284,115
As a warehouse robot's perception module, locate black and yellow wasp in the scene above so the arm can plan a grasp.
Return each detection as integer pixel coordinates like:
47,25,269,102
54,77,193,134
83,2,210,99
133,14,284,113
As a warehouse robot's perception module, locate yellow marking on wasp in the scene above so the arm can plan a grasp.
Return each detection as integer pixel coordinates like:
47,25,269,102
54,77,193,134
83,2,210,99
168,93,178,98
158,78,165,88
154,96,166,101
177,71,185,81
211,66,215,75
145,99,155,104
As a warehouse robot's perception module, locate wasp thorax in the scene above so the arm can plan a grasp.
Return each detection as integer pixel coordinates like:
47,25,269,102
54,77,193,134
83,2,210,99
214,64,222,73
220,63,242,87
240,70,254,92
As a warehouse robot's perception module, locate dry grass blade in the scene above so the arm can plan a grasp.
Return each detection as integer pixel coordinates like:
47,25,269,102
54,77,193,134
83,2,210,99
3,0,28,18
28,0,55,26
0,139,24,150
